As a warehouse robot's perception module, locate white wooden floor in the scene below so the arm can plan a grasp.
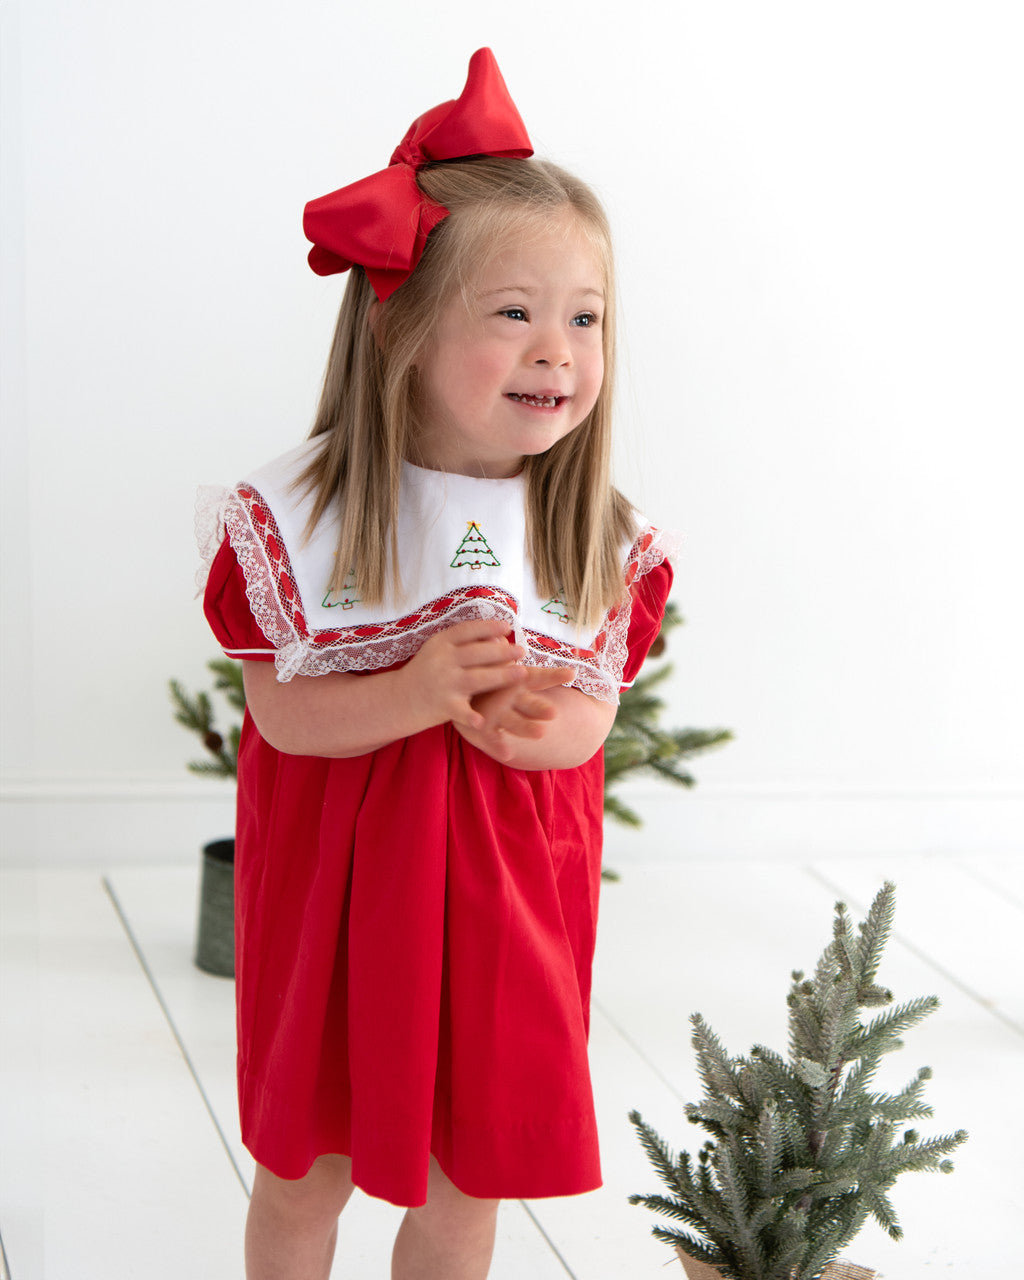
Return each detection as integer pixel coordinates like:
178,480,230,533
2,853,1021,1278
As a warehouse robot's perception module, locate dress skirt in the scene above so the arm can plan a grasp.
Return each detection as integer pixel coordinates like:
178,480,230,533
233,713,606,1206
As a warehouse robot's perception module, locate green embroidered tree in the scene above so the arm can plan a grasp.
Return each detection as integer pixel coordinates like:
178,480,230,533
629,883,967,1280
541,594,572,624
450,521,500,570
604,603,731,827
169,658,245,778
322,566,360,610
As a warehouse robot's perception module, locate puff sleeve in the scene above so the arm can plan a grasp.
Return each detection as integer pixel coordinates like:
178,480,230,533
620,560,674,690
203,537,277,662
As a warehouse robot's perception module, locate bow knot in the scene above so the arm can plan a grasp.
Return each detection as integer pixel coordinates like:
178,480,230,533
389,131,427,171
303,49,533,301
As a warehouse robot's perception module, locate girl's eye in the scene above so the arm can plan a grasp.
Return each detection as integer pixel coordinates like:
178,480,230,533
572,312,599,328
499,307,528,322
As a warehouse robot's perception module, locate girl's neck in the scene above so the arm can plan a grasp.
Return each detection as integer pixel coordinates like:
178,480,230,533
403,449,526,481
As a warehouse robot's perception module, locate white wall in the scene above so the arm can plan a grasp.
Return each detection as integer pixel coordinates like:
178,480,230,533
2,1,1022,863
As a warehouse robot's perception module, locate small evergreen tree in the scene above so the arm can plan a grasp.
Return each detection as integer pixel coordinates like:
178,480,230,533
629,883,967,1280
604,603,732,827
169,658,244,777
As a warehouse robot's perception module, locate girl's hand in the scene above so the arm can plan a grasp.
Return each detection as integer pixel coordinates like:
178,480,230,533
454,666,575,763
399,618,530,732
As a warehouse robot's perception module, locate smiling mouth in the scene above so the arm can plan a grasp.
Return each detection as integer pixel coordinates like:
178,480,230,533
506,393,565,408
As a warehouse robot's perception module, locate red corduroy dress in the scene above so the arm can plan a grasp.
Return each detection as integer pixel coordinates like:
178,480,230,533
204,536,671,1207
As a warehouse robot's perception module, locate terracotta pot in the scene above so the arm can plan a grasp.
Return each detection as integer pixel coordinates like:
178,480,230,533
675,1248,878,1279
194,837,235,977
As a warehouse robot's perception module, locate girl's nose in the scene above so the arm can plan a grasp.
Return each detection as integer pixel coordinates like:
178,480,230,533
529,327,572,367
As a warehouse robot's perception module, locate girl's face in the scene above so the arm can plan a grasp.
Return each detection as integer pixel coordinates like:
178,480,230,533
414,210,606,478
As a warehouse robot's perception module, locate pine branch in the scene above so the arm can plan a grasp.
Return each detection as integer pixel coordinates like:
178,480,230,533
209,657,246,712
714,1143,768,1277
691,1014,748,1108
852,1069,935,1125
629,1111,683,1195
863,1183,903,1239
796,1194,872,1280
749,1046,808,1105
831,1055,881,1114
626,1192,707,1230
847,997,940,1061
688,1101,748,1133
647,758,699,788
186,758,235,779
169,681,213,733
168,660,243,779
671,727,735,756
880,1129,967,1176
856,882,896,988
651,1227,726,1268
602,793,643,827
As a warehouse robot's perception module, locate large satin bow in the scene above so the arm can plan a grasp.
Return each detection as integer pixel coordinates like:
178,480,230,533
303,48,533,301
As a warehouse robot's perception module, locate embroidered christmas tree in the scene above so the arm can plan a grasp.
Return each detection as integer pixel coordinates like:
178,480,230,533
322,566,360,610
542,593,572,624
450,521,500,570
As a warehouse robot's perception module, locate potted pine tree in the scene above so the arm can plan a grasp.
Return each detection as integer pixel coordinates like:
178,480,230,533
169,659,243,976
629,882,967,1280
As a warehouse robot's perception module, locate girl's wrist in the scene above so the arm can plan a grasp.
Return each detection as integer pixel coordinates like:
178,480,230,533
389,659,445,739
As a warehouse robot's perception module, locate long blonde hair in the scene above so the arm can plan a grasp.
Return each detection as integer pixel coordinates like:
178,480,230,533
299,157,636,630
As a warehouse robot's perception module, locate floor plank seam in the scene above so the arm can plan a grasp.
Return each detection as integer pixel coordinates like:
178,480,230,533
803,864,1024,1039
956,858,1024,914
0,1223,11,1280
591,998,689,1107
516,1201,578,1279
101,875,253,1197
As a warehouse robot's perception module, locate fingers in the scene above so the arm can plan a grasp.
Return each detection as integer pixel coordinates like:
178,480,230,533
445,618,516,648
514,690,559,722
517,665,574,692
413,618,577,732
422,619,524,670
459,637,525,668
496,691,558,738
462,661,572,705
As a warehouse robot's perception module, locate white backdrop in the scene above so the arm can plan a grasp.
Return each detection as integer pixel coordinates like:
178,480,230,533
2,1,1022,862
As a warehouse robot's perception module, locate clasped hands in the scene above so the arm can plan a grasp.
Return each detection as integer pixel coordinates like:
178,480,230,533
403,617,574,761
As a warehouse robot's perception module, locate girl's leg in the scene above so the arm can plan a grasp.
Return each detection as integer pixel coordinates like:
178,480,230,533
391,1157,500,1280
245,1153,356,1280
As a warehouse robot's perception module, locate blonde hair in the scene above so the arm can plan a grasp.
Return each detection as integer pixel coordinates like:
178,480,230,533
299,157,636,630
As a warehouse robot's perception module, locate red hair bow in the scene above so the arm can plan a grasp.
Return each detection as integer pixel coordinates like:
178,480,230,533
303,48,533,302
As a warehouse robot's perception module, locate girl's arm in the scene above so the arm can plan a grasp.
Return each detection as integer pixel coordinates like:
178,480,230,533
454,679,618,770
243,618,535,758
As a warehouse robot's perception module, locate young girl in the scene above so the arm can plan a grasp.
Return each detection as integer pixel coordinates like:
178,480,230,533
201,48,673,1280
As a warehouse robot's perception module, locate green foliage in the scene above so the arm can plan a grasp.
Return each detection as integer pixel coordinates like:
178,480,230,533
629,883,967,1280
169,658,244,778
604,604,732,827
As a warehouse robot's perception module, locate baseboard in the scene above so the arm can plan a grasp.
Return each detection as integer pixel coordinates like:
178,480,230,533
1,773,236,866
603,784,1024,863
2,774,1021,866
